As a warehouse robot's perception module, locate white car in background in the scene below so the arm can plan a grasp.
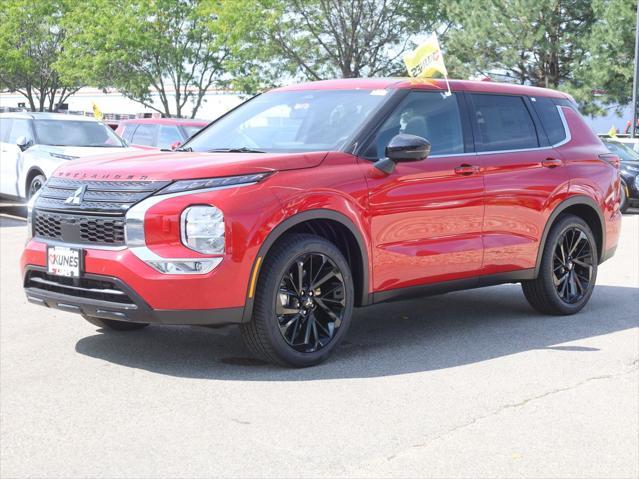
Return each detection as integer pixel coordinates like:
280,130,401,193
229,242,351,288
0,112,138,201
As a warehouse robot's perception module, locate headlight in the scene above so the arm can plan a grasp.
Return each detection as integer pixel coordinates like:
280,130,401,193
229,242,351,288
161,172,271,195
26,189,42,240
181,205,225,254
624,164,639,172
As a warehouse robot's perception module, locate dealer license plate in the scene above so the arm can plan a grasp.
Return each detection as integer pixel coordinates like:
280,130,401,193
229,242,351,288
47,246,81,277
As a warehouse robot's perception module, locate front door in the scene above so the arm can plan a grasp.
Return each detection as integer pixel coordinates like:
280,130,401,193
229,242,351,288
359,90,484,294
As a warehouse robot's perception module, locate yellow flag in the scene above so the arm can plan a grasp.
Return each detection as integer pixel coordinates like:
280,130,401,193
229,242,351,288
403,33,448,79
92,102,103,121
607,125,617,137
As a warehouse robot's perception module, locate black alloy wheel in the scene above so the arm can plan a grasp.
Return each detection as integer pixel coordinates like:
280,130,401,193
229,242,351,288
276,253,346,353
552,226,594,304
241,234,354,367
522,214,598,315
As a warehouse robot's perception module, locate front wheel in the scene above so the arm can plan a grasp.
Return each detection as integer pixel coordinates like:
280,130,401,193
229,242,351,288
241,234,354,367
28,174,46,200
522,214,598,315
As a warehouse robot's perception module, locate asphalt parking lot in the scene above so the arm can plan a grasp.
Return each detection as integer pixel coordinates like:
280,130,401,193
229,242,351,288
1,206,637,478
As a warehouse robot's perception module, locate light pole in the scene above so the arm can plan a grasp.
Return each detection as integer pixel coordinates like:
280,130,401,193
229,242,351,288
632,0,639,138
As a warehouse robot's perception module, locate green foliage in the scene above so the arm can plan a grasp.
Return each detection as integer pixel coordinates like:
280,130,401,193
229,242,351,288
568,0,638,115
0,0,80,111
216,0,445,84
59,0,227,118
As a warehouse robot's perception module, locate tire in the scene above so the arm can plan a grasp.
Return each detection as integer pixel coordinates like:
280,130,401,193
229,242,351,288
522,214,598,315
83,315,149,331
28,173,46,200
241,234,354,367
620,181,628,213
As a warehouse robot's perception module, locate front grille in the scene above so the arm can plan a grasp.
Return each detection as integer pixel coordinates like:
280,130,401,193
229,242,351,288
25,270,135,305
33,177,170,246
36,177,170,215
34,211,126,246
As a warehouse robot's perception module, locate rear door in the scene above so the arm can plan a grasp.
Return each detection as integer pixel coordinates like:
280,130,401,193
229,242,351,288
468,93,570,275
360,90,485,294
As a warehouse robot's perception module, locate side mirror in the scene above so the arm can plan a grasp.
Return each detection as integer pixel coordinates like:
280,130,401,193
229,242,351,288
16,135,32,151
374,134,431,174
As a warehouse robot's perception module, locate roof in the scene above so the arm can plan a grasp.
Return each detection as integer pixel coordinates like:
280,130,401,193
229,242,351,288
271,77,570,99
0,112,100,121
119,118,208,126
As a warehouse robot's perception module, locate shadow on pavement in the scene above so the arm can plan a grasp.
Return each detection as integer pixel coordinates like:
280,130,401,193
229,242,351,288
75,283,639,380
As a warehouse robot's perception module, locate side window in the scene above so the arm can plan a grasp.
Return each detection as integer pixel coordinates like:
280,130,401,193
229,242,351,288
8,119,33,143
530,96,566,145
131,124,156,146
157,126,182,149
0,118,13,143
470,94,539,152
365,91,464,158
121,124,138,142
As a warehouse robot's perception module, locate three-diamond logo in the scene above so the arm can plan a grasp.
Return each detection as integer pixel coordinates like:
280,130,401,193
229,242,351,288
64,185,87,205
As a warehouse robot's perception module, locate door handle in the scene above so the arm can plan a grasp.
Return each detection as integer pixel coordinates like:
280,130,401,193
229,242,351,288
454,164,480,176
542,157,563,168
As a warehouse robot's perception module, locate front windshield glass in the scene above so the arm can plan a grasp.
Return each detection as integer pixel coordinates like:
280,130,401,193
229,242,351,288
33,120,125,147
185,89,389,153
605,140,639,162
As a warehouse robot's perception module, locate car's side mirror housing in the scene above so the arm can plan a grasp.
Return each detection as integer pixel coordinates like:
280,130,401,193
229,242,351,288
16,135,32,151
374,134,431,174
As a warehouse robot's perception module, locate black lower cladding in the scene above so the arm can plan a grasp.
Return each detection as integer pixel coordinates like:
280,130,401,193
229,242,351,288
23,267,244,326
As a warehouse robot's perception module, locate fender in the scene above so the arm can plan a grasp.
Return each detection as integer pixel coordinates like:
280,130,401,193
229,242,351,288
533,194,605,277
241,208,371,322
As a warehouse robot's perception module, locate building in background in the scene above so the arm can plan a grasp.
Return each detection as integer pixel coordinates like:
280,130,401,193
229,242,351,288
0,87,244,123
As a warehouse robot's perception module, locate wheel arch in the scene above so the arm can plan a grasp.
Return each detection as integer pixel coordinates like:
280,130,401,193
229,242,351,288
242,209,371,322
534,195,605,276
24,167,46,198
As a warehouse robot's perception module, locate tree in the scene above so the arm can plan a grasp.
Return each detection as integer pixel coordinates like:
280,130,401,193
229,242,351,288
0,0,81,112
59,0,228,118
216,0,446,85
443,0,595,88
569,0,638,115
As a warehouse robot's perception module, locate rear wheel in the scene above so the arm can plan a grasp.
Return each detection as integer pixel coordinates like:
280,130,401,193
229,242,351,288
522,215,598,315
83,315,149,331
241,234,354,367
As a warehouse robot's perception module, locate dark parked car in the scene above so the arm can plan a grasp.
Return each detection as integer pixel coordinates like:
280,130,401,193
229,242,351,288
602,138,639,212
115,118,207,150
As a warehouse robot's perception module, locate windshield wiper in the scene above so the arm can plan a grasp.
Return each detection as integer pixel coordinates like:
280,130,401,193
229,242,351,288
207,147,265,153
176,146,193,152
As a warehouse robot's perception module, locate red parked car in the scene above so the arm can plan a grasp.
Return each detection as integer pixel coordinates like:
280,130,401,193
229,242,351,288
22,78,621,367
115,118,207,150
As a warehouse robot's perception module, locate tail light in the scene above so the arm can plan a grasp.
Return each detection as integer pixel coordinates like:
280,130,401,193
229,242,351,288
599,153,620,168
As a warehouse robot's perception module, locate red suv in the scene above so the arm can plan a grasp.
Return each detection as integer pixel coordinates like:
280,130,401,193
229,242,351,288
115,118,207,150
22,79,622,367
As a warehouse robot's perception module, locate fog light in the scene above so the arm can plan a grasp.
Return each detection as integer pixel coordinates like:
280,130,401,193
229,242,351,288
146,258,221,275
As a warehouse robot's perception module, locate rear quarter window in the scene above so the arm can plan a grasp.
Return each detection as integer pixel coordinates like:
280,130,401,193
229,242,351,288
530,96,566,145
470,94,539,152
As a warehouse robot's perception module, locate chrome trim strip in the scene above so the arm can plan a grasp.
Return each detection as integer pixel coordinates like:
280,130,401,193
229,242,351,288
29,276,127,295
552,105,572,148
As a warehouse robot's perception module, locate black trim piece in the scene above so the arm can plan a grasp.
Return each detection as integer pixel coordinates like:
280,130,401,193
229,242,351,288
23,266,244,326
458,92,476,153
371,268,536,304
600,245,617,264
523,95,551,148
241,209,372,322
534,195,606,275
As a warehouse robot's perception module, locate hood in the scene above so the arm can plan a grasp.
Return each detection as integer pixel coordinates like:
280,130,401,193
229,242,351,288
52,150,328,181
31,144,140,160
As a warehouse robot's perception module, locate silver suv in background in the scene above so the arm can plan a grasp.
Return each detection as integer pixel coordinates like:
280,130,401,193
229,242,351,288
0,112,137,201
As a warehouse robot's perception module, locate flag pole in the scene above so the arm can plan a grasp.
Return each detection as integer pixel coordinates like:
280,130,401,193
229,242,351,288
444,74,452,96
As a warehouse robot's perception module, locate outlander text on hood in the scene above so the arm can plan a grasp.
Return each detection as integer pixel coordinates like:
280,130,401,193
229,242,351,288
21,79,622,367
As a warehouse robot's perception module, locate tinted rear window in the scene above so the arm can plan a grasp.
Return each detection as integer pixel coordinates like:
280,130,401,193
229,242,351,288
470,94,539,152
530,96,566,145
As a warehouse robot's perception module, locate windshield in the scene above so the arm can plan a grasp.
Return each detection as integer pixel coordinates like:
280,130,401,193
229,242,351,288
33,120,125,147
604,140,639,162
185,89,389,153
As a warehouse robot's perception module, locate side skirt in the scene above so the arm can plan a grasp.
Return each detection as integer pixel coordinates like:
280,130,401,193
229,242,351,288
370,269,536,305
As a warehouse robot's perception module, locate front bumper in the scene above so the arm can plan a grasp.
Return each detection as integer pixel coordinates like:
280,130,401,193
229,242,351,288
23,266,243,326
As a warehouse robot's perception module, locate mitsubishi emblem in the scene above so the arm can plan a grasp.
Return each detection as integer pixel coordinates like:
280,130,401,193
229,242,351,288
64,185,87,205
